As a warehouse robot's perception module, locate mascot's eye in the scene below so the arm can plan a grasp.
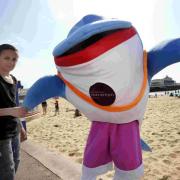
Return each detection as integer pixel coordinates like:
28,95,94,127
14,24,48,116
89,82,116,106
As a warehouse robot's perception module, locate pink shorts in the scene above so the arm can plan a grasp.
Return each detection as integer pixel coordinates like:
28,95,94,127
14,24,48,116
83,120,142,171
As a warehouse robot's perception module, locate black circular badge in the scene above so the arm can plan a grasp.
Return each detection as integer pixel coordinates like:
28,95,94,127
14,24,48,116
89,82,116,106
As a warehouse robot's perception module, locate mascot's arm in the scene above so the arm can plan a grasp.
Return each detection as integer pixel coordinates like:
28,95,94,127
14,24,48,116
23,75,66,110
148,38,180,80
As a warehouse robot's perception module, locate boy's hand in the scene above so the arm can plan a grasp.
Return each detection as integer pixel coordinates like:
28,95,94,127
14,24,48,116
20,127,27,142
15,107,39,118
8,107,29,117
0,107,39,118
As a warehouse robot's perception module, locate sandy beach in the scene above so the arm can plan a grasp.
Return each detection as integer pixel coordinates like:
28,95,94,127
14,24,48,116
26,96,180,180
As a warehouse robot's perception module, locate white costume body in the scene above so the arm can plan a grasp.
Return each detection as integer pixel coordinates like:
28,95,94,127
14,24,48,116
56,34,149,124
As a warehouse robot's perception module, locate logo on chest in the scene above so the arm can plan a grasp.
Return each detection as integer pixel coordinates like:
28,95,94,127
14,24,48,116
89,82,116,106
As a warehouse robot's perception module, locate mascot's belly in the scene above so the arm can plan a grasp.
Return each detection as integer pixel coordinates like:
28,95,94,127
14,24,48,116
66,85,149,124
59,35,149,124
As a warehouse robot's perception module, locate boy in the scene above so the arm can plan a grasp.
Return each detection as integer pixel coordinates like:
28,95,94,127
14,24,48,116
0,44,27,180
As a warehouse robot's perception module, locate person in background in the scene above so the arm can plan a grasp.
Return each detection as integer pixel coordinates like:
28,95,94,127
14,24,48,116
15,80,27,141
54,99,60,116
0,44,26,180
74,109,82,118
41,101,47,115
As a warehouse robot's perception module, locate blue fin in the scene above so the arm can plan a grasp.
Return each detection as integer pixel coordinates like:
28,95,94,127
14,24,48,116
141,139,152,152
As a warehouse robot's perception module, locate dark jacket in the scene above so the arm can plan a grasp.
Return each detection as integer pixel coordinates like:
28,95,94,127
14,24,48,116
0,75,20,140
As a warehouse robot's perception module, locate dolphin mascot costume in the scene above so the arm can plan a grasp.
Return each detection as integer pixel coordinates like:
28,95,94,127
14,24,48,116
22,15,180,179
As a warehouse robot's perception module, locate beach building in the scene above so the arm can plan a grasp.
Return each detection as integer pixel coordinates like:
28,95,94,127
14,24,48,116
151,75,176,87
150,76,180,92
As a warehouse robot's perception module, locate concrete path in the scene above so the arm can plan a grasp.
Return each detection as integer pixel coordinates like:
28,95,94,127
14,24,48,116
15,150,61,180
15,140,81,180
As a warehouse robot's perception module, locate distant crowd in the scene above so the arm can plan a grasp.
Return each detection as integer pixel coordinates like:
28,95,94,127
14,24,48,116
149,90,180,98
41,98,82,117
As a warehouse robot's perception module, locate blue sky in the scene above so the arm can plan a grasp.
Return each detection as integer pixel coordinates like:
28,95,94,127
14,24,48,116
0,0,179,88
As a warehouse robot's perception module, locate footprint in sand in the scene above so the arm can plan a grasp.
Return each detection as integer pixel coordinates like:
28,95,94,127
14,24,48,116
159,175,170,180
149,157,158,161
163,159,171,165
175,150,180,153
68,152,75,156
76,157,83,163
169,153,177,158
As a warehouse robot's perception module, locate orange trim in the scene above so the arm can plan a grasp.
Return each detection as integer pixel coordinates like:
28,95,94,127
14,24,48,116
57,51,148,112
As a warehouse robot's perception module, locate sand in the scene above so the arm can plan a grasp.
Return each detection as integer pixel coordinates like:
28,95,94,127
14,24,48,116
26,96,180,180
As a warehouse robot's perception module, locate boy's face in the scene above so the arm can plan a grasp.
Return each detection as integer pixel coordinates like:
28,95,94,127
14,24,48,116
0,49,18,73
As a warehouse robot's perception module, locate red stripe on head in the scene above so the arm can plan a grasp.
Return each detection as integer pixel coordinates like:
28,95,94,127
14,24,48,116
55,27,137,67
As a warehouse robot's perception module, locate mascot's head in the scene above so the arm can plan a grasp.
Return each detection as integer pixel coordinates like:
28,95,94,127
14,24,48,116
53,14,133,57
53,14,146,111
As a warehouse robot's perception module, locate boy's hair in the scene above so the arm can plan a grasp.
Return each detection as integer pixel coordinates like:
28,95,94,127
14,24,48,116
0,44,17,54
